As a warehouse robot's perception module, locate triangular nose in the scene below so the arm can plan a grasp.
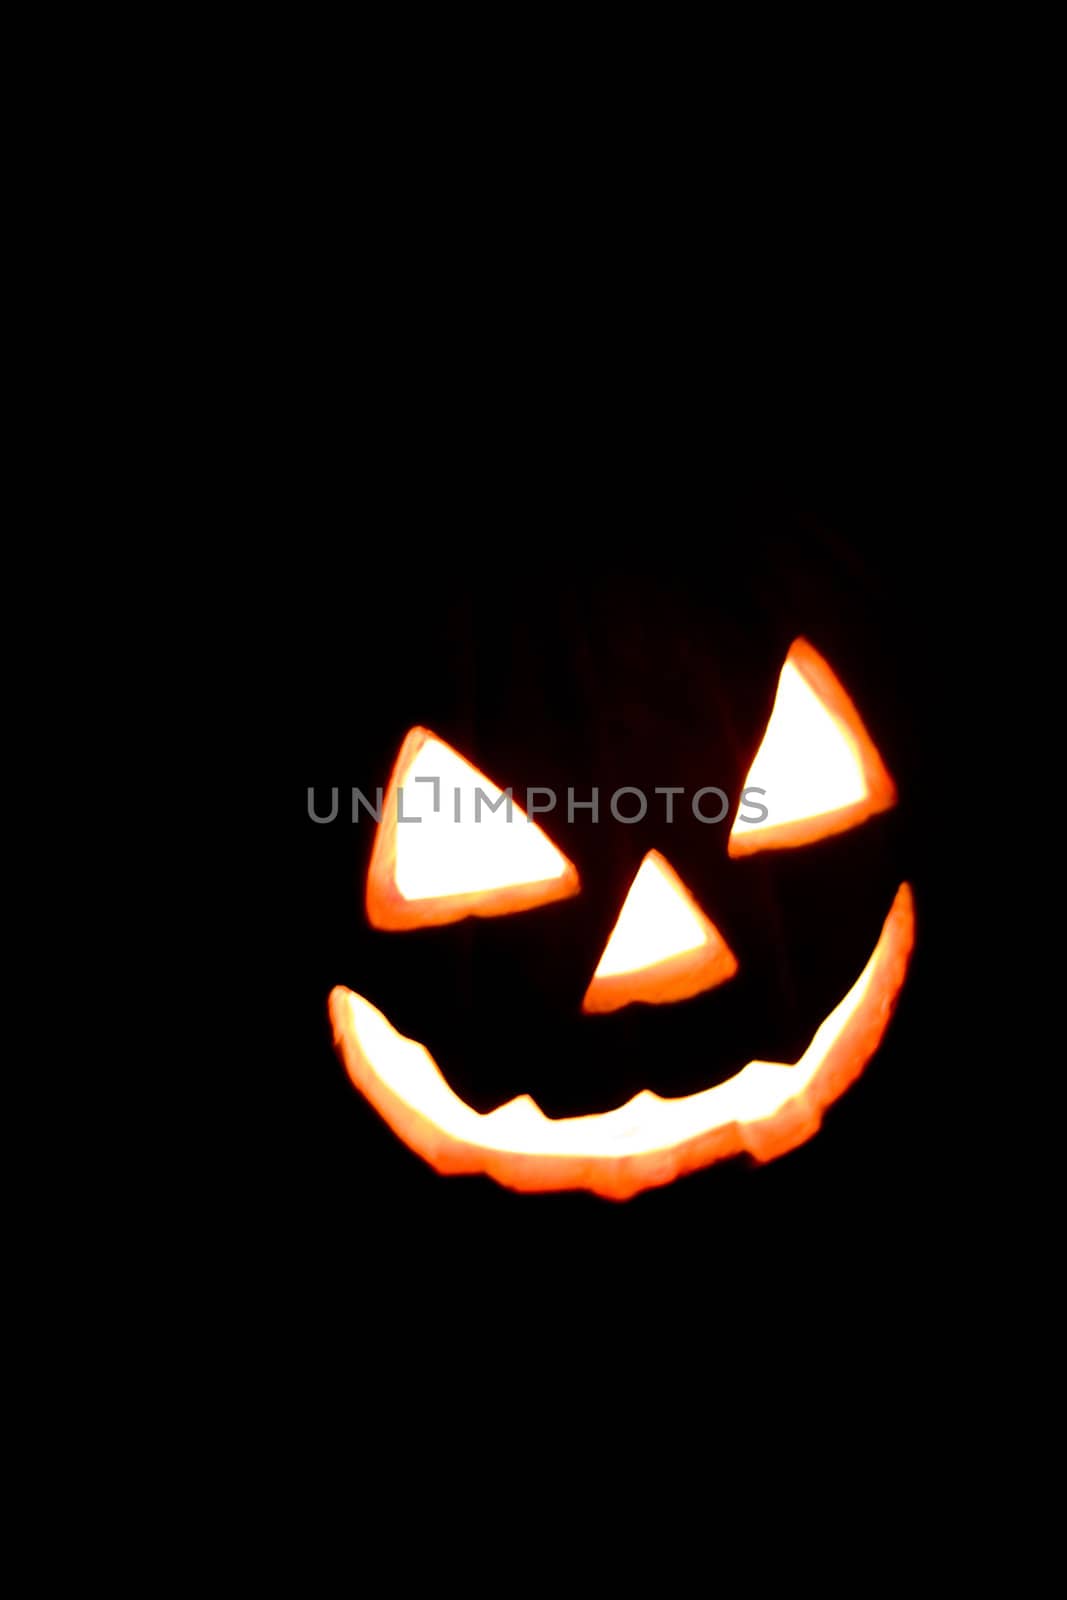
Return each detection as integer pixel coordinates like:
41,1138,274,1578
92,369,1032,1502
581,850,738,1015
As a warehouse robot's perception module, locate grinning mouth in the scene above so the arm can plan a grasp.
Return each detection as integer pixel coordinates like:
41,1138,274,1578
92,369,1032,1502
329,883,915,1201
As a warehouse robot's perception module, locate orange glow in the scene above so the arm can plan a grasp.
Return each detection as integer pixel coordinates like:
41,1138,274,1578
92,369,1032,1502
728,639,897,856
330,883,915,1201
581,851,738,1014
366,727,579,931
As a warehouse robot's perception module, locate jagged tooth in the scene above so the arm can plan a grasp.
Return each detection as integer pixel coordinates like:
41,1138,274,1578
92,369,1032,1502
584,1090,662,1145
483,1093,546,1132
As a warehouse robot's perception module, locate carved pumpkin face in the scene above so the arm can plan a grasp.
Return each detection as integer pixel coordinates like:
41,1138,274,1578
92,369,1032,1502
325,549,915,1201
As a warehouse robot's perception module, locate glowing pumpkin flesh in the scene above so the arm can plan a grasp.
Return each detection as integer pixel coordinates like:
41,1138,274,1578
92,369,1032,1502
329,637,914,1200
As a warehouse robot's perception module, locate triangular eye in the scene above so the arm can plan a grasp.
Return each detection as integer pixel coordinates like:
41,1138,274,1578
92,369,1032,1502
728,638,897,857
366,727,580,931
581,851,738,1015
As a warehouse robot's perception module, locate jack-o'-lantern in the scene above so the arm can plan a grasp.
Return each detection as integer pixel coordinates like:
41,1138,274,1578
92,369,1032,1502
324,542,916,1201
